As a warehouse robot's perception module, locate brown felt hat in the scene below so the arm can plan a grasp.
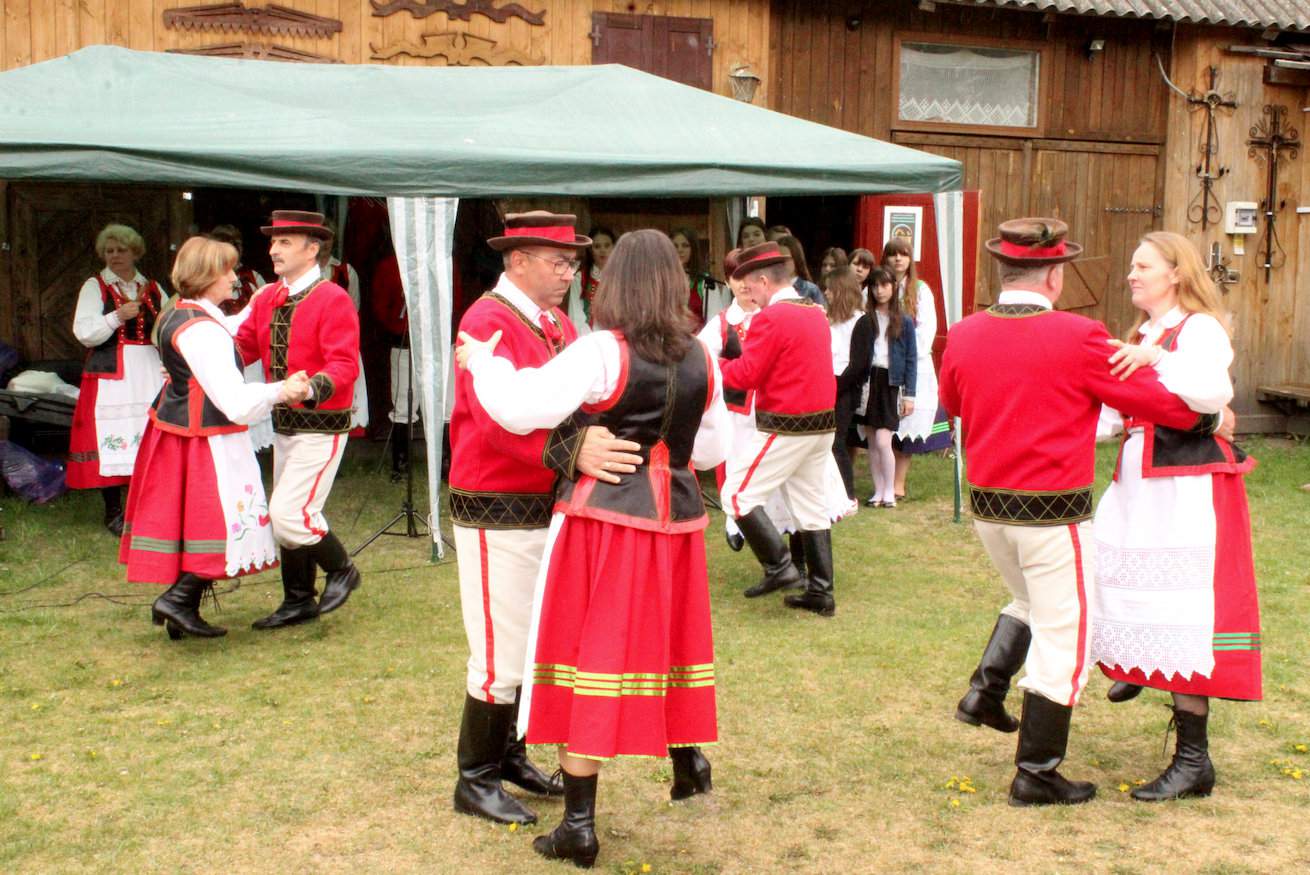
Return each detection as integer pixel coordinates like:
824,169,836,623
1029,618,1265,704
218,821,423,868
731,241,792,280
984,217,1083,266
260,210,334,240
487,211,592,252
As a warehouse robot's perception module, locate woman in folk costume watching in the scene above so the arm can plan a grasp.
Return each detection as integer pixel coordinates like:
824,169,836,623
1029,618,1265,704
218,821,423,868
67,224,167,535
122,236,309,639
456,229,731,869
207,224,274,451
882,237,951,500
1090,231,1260,801
565,225,616,333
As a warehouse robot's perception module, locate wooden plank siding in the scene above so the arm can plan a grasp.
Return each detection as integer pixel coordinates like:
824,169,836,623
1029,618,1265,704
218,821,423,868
1161,25,1310,423
0,0,773,105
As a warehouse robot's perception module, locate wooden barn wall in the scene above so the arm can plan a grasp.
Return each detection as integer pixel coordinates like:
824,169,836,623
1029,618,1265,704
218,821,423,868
768,0,1173,348
1162,26,1310,422
0,0,772,103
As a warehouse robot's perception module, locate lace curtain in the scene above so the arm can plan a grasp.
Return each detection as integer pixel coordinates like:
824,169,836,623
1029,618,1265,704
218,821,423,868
899,43,1039,128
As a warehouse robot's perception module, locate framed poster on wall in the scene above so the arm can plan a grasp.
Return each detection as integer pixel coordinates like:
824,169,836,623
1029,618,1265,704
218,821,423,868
882,205,924,261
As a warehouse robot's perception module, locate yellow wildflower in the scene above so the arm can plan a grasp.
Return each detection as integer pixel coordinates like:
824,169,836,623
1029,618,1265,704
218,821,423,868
30,703,41,711
110,678,124,687
29,753,43,761
508,822,518,833
642,865,652,873
85,750,98,759
949,798,961,808
1117,783,1130,793
1294,744,1308,754
362,696,375,704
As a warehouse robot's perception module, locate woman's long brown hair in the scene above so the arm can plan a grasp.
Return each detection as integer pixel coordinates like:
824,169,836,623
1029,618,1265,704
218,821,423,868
881,237,920,322
825,266,864,324
591,230,695,364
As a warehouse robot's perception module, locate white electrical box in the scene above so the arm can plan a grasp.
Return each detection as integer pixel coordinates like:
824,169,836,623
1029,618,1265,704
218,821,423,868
1224,201,1259,235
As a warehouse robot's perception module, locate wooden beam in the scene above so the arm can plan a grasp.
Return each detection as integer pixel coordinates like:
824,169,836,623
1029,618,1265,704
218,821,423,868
1264,64,1310,87
1227,45,1307,60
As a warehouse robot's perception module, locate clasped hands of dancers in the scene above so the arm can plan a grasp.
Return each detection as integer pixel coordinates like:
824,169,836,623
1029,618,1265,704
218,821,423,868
111,207,1258,869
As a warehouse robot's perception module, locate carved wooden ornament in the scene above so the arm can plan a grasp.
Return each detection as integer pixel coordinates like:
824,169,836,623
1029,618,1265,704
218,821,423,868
167,43,340,64
370,31,543,66
371,0,546,26
163,3,343,38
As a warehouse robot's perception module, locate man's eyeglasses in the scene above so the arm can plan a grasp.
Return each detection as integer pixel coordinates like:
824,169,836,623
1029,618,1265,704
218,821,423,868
521,251,582,276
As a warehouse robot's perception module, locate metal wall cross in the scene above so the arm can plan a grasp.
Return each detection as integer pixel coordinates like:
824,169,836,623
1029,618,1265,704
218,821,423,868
1247,104,1301,283
1186,66,1237,230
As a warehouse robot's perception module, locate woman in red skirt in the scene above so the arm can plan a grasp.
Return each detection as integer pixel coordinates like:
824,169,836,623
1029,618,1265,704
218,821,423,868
67,224,166,535
122,236,309,639
457,230,730,869
1090,231,1259,801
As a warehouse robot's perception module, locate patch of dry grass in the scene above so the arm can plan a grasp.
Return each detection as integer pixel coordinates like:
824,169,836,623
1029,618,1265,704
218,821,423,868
1,440,1308,873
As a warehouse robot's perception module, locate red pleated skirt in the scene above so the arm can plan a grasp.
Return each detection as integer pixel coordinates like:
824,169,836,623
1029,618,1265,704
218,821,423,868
1100,471,1262,700
66,376,130,489
118,423,273,584
526,516,717,759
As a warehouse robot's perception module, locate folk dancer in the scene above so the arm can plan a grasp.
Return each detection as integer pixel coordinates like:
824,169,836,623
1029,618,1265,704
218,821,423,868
718,242,839,617
939,218,1226,806
122,236,302,639
447,211,645,825
234,211,363,629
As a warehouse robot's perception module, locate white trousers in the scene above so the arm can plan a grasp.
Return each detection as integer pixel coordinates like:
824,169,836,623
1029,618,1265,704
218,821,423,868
269,432,348,547
723,431,834,531
974,519,1094,707
388,347,420,424
454,524,550,705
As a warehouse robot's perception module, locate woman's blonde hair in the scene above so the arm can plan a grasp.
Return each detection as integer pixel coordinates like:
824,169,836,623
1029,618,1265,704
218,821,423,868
171,236,238,300
95,223,146,260
1130,232,1229,337
825,266,864,324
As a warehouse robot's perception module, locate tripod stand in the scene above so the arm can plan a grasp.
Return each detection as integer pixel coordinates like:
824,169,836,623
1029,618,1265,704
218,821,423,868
353,335,429,555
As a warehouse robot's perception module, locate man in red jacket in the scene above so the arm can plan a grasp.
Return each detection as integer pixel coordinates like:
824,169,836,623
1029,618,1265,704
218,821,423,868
719,242,839,616
234,211,362,629
940,217,1225,806
447,212,647,826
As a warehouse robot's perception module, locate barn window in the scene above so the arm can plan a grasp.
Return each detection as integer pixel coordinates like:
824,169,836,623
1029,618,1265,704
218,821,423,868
896,40,1041,131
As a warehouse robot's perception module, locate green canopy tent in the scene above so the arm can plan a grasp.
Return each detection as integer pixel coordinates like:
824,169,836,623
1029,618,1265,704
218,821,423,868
0,46,964,555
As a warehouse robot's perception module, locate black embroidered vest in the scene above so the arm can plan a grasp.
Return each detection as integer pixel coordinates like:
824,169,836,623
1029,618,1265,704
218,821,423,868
152,304,244,437
555,337,712,532
84,276,162,378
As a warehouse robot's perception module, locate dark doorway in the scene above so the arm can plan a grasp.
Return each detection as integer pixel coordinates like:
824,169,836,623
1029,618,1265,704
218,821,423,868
763,196,860,280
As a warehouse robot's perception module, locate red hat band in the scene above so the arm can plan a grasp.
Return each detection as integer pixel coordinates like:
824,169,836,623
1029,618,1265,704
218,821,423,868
505,225,575,243
999,240,1066,259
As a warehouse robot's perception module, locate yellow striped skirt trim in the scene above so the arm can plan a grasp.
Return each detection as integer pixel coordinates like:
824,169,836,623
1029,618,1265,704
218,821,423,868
532,663,716,698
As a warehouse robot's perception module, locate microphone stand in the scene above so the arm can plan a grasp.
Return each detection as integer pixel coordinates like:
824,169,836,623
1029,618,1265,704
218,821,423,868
353,329,430,555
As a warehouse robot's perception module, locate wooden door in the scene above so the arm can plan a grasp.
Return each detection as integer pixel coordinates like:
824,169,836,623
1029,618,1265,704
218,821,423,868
7,183,182,362
591,13,713,91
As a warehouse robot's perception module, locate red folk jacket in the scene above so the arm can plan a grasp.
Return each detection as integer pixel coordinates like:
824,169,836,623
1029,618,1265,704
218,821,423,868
448,289,579,529
234,278,359,427
939,301,1213,525
719,291,836,435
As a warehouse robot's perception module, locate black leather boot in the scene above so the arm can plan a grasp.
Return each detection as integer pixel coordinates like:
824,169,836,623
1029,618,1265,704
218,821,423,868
453,694,537,824
788,531,807,578
670,746,712,800
1131,708,1215,801
152,573,226,638
735,507,802,598
102,486,124,537
533,772,599,869
956,614,1031,733
312,532,361,615
784,529,835,616
1008,692,1096,807
502,691,563,796
1107,681,1144,703
251,546,320,630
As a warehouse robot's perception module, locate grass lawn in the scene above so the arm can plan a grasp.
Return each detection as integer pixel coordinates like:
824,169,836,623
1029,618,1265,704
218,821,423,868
2,438,1308,874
